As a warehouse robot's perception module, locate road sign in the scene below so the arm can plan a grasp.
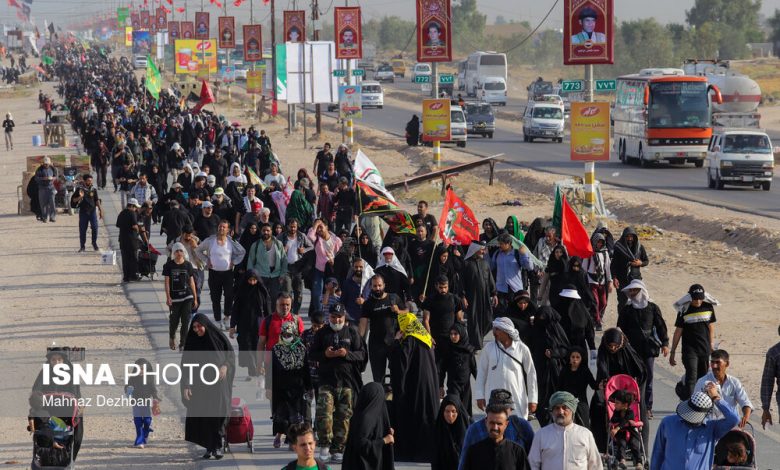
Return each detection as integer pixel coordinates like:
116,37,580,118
561,80,584,92
595,79,616,92
413,75,431,84
439,74,454,84
333,69,347,77
352,69,365,77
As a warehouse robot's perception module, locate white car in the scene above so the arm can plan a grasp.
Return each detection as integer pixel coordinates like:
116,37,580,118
706,129,774,190
374,64,395,82
361,81,384,109
445,105,468,147
133,55,148,70
234,67,248,81
523,102,565,143
412,63,432,81
478,76,507,106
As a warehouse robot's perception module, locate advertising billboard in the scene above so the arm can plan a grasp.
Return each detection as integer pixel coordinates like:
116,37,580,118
416,0,452,62
174,39,218,75
421,98,451,142
246,70,263,94
339,85,362,119
563,0,614,65
132,30,152,56
570,101,610,161
334,7,362,59
284,10,306,43
218,16,235,49
125,27,133,47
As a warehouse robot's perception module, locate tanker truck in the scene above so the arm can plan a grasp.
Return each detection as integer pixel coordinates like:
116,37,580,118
682,59,762,128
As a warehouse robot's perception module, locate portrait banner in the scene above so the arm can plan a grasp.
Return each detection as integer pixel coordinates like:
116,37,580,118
181,21,194,39
155,7,168,31
140,10,151,30
416,0,452,62
168,21,180,43
284,10,306,43
334,7,362,59
563,0,614,65
195,12,210,40
218,16,235,49
131,12,141,30
243,25,263,62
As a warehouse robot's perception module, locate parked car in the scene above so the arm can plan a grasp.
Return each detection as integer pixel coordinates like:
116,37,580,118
374,63,395,82
465,102,496,138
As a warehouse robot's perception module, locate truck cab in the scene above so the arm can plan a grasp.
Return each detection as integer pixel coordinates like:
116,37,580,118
706,129,774,190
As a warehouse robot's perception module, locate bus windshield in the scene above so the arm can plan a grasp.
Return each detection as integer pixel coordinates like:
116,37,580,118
723,134,772,154
649,81,709,128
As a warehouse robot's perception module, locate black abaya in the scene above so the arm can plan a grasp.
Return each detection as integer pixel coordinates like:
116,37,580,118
461,256,495,350
231,270,270,376
181,313,236,452
432,394,471,470
558,346,597,427
389,333,438,462
270,340,311,439
527,306,570,426
342,382,395,470
445,322,477,417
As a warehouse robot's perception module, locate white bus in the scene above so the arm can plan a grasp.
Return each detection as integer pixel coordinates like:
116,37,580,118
464,51,508,98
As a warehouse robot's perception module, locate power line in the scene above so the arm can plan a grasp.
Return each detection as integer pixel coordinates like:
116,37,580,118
500,0,560,54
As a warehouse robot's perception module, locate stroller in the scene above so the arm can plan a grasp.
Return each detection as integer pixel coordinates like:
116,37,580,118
137,242,161,280
712,424,757,469
30,391,81,470
604,374,647,469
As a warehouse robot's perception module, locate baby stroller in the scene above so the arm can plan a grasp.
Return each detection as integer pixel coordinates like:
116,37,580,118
137,242,161,280
604,374,647,469
712,424,757,469
30,391,81,470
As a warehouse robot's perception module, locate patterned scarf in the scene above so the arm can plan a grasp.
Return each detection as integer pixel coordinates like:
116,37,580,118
398,312,433,348
272,337,306,371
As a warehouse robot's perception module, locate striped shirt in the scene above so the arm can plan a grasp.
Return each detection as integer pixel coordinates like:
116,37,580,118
761,342,780,411
674,303,716,356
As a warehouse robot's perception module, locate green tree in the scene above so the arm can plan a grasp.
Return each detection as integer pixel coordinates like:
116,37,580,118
452,0,487,51
613,19,676,75
769,9,780,56
686,0,763,55
377,16,416,53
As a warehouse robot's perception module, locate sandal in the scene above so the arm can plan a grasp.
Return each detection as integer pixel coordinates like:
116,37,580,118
169,338,176,351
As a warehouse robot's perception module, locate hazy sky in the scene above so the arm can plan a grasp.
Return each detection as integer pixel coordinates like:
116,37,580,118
1,0,779,29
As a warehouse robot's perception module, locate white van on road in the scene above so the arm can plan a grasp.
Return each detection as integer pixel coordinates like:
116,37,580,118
479,77,507,106
360,81,384,109
444,105,468,147
706,129,774,190
522,102,565,143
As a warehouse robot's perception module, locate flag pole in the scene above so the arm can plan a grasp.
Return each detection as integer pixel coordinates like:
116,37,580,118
420,228,440,304
356,181,363,261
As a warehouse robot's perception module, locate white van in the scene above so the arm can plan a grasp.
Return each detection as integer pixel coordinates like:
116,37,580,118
445,105,468,148
706,129,774,190
479,77,507,106
412,63,432,81
522,102,565,143
133,55,148,70
360,81,384,109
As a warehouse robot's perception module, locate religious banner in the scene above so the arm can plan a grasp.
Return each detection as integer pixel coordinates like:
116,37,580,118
168,21,180,42
181,21,194,39
334,7,362,59
117,7,130,28
218,16,235,48
195,12,209,40
131,12,141,30
246,70,263,94
283,10,305,43
243,25,262,62
563,0,614,65
155,7,167,31
416,0,452,62
140,10,151,30
439,188,479,245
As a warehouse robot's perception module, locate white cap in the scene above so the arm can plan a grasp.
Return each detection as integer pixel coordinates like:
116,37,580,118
128,198,141,208
559,288,581,299
201,201,213,208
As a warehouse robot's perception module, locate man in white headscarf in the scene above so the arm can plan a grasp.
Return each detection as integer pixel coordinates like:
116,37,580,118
475,317,538,419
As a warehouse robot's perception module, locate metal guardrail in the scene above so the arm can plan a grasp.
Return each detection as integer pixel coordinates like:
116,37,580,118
385,153,504,195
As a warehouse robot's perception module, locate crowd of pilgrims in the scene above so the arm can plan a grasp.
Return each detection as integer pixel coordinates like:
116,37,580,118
39,38,685,469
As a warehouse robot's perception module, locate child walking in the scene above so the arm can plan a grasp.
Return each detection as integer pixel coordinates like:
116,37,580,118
125,358,161,448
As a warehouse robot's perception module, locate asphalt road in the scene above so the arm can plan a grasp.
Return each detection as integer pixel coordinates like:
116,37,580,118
325,78,780,219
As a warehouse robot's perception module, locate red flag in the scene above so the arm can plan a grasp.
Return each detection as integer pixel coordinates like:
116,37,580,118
233,0,243,5
176,6,185,12
192,80,215,113
7,0,20,8
560,196,594,259
165,0,172,4
161,6,171,14
438,188,480,245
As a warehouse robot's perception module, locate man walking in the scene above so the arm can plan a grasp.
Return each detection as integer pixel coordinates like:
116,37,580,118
248,223,287,303
461,403,530,469
278,218,312,315
694,349,753,428
760,325,780,429
528,391,602,470
670,284,718,399
2,112,14,150
35,156,58,223
359,274,406,384
70,174,103,252
490,233,533,317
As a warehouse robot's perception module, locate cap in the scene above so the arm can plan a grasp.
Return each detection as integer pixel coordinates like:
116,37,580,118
688,284,705,301
171,182,183,189
488,389,514,408
579,6,598,20
171,242,186,253
559,288,581,300
128,198,141,208
201,201,213,208
214,187,225,195
329,303,347,317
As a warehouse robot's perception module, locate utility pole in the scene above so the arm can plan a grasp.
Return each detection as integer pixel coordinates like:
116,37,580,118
313,0,321,135
271,0,278,116
584,63,595,216
250,0,256,112
223,0,231,103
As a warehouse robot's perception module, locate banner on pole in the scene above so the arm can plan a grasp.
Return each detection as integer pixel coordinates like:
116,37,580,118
140,10,151,30
132,30,152,55
421,98,451,142
168,21,180,42
334,7,362,59
174,39,217,75
218,16,235,48
439,188,480,245
181,21,194,39
243,25,262,62
195,12,209,40
563,0,614,65
570,102,610,161
339,85,362,119
155,7,168,31
284,10,306,43
125,27,133,47
117,7,130,28
416,0,452,62
131,12,141,30
246,70,263,94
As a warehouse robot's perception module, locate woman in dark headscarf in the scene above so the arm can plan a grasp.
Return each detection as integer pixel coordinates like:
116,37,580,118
527,305,570,426
590,328,648,452
342,382,395,469
503,290,536,346
539,244,569,309
524,217,547,254
181,313,236,460
432,394,471,470
445,322,477,417
564,256,596,313
357,231,377,268
479,218,500,257
286,188,314,233
557,285,596,352
270,321,311,448
229,269,270,377
405,115,420,146
235,222,261,280
557,346,596,427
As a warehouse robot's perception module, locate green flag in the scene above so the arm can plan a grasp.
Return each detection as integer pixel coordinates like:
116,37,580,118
552,185,562,234
42,55,54,65
145,56,162,101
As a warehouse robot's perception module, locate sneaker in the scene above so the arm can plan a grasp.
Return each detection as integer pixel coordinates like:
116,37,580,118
635,463,644,470
92,244,99,251
319,447,331,462
331,452,343,463
134,444,145,449
78,247,86,252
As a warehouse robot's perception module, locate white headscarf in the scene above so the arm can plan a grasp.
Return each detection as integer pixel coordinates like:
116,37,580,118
622,279,650,309
492,317,520,342
376,247,407,277
673,290,720,314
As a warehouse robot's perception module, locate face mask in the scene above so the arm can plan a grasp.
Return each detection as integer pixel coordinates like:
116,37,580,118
281,335,294,344
329,321,345,332
370,290,383,299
